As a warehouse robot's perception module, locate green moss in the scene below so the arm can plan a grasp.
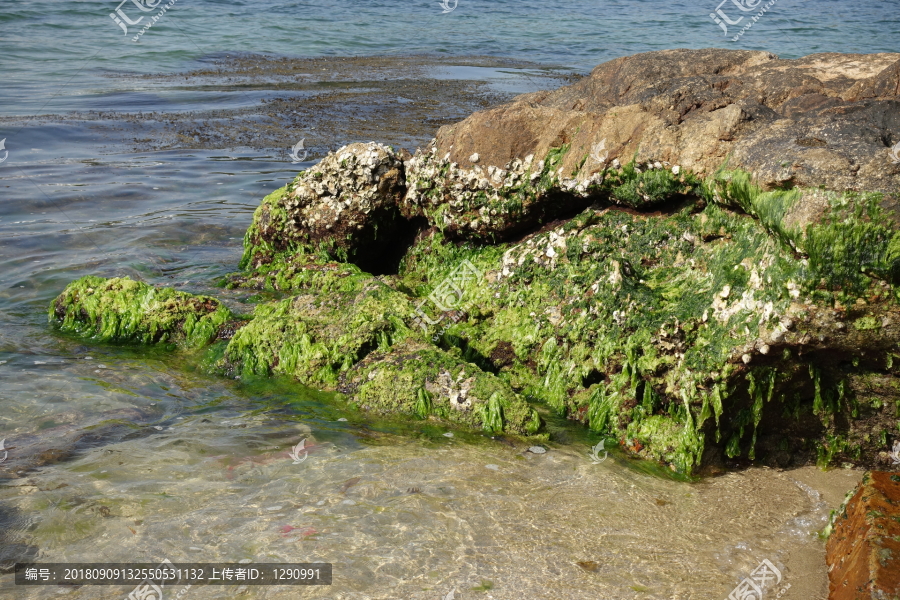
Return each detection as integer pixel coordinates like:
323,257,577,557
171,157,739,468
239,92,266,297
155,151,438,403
50,276,232,348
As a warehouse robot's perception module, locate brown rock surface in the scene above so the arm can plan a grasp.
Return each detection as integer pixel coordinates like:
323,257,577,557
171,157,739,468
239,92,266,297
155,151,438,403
826,471,900,600
438,49,900,189
410,49,900,239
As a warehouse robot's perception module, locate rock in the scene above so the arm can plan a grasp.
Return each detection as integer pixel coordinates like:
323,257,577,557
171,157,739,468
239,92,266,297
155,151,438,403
826,471,900,599
50,276,234,347
48,50,900,469
402,136,702,241
528,446,547,454
222,277,416,389
419,49,898,238
240,142,409,272
337,339,542,436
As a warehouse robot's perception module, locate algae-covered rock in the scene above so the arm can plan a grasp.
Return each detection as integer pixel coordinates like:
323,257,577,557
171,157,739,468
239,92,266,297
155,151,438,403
225,252,372,295
221,278,416,388
429,49,900,200
338,339,541,435
50,276,233,347
392,169,900,473
402,140,702,241
240,142,409,272
48,50,900,469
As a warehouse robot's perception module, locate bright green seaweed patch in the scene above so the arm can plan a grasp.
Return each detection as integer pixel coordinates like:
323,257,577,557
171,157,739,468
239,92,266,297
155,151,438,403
221,279,417,388
240,186,294,270
603,161,703,209
707,169,900,294
340,339,542,436
50,276,232,348
401,167,900,472
226,252,372,296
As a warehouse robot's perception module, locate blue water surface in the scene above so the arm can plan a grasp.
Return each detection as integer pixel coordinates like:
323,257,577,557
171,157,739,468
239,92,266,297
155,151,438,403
0,0,897,116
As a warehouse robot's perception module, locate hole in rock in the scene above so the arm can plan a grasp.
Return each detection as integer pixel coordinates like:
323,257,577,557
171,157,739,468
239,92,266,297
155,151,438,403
354,215,429,276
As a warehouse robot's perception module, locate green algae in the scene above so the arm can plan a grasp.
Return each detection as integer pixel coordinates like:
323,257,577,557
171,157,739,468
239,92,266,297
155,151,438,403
226,251,372,296
49,154,900,472
342,339,541,436
603,160,703,209
397,167,900,472
221,279,416,389
50,276,232,348
240,186,295,270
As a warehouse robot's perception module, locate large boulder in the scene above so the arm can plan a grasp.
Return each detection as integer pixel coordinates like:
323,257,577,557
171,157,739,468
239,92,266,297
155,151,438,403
405,49,900,240
47,49,900,470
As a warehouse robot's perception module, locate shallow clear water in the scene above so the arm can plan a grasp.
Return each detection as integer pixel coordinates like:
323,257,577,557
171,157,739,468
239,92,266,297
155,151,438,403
0,144,867,599
0,0,892,597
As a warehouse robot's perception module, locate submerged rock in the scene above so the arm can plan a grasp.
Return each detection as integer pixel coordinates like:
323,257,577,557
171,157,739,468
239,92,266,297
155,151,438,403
338,339,541,435
221,277,416,389
51,276,233,347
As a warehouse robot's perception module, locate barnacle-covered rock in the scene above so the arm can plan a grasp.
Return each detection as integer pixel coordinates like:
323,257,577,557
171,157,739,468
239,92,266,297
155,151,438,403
240,142,407,270
50,276,233,347
338,339,542,435
47,49,900,464
429,49,900,203
402,140,702,241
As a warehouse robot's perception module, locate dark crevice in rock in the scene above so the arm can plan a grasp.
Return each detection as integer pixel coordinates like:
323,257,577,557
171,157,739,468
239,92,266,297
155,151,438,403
581,369,605,388
436,333,497,374
357,215,430,276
